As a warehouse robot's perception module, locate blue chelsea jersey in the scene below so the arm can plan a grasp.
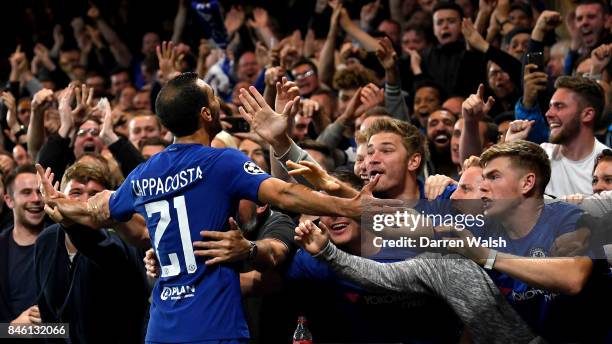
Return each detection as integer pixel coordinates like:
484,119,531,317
109,144,270,343
476,202,585,336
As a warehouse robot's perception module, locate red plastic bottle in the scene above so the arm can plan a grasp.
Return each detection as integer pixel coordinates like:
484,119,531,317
292,316,313,344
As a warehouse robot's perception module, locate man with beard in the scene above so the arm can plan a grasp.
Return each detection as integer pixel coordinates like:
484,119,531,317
296,141,604,342
426,109,457,177
38,73,380,344
507,76,609,196
0,166,46,325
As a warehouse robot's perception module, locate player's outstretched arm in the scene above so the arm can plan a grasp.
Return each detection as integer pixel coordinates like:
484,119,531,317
258,175,394,220
37,164,117,226
286,160,359,198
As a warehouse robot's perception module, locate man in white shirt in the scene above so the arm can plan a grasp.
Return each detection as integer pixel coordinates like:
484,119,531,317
506,76,609,197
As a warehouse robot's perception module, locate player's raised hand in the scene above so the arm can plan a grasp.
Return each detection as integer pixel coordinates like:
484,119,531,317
239,85,300,147
86,190,114,227
294,220,330,255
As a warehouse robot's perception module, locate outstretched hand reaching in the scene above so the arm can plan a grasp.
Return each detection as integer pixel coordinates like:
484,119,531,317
295,220,331,256
238,85,300,152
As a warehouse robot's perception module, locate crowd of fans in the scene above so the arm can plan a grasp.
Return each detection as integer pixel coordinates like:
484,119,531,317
1,0,612,342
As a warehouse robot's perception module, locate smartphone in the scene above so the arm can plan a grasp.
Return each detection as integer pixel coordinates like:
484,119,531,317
225,117,250,133
526,52,544,72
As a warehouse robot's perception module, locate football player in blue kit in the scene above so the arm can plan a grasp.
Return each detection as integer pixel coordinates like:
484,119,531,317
36,72,381,344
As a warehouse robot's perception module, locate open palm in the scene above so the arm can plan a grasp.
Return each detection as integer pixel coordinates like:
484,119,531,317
275,77,300,113
295,220,330,255
239,86,299,144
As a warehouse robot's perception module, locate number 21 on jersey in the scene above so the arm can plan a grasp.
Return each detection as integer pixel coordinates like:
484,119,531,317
145,195,197,277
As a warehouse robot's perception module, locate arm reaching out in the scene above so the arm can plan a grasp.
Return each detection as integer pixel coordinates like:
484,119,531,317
286,160,358,198
238,83,299,155
318,2,343,87
294,220,536,343
338,7,380,51
37,163,113,228
258,175,380,220
28,88,55,156
238,86,401,219
88,4,132,67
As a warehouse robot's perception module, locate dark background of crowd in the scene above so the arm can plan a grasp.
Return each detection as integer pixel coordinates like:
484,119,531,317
0,0,347,78
0,0,611,343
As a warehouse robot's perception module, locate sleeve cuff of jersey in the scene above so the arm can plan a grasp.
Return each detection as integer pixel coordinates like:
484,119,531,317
252,174,272,206
108,191,130,222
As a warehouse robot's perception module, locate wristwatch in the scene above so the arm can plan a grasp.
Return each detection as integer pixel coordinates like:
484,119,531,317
247,241,258,261
15,125,27,139
484,249,498,270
